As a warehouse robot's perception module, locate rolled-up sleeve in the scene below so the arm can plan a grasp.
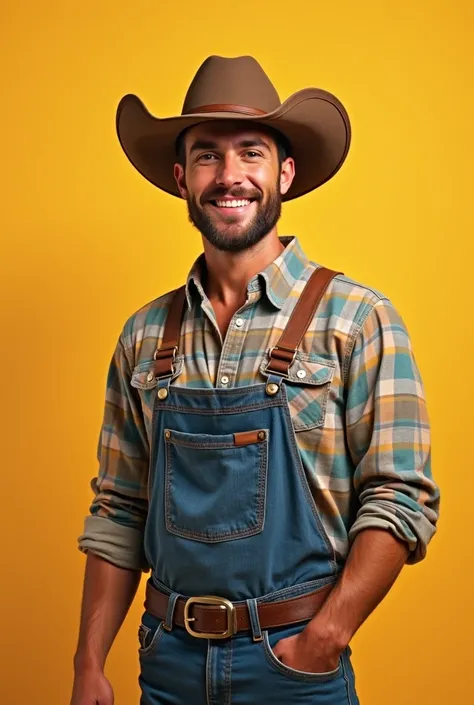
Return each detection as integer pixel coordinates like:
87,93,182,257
77,333,150,572
346,299,440,563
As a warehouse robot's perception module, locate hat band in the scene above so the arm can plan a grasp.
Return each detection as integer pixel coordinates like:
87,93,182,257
186,103,267,117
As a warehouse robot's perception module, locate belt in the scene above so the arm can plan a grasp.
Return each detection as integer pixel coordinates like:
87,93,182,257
144,580,334,640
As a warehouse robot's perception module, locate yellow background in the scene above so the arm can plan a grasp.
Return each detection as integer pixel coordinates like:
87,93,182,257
1,1,472,703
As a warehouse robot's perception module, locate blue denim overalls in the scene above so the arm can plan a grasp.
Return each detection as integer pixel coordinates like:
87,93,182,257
138,268,359,704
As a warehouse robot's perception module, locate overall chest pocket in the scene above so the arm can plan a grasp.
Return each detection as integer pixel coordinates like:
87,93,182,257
164,428,269,543
260,351,336,432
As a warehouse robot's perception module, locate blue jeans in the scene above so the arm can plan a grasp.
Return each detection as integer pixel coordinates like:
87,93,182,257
138,608,359,704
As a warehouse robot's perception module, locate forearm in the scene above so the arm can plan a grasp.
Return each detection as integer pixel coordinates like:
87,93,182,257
73,551,142,673
308,528,410,648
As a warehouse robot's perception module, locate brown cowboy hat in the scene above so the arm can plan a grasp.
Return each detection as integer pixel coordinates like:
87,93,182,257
116,55,351,201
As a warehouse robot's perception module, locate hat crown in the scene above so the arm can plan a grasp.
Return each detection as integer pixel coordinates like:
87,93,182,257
182,55,281,115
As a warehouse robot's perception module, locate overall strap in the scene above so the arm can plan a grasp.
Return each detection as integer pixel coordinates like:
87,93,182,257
265,267,342,377
152,285,187,378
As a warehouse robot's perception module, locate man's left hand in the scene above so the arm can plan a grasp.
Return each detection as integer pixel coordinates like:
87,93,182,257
272,625,344,675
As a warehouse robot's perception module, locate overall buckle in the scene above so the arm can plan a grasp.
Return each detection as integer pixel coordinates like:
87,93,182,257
264,345,297,377
183,596,237,639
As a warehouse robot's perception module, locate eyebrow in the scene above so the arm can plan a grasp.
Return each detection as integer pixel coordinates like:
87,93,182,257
189,137,272,154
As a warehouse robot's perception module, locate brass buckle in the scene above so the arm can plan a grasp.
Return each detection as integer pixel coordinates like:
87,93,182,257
264,345,297,376
153,345,178,376
183,596,237,639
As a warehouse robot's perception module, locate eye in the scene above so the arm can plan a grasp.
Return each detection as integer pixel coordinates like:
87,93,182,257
198,153,217,162
245,150,261,158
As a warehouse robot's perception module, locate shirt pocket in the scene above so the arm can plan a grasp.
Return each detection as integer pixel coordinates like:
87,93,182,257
130,355,185,391
260,351,335,432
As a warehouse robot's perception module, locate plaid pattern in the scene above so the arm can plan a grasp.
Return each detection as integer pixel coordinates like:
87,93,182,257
78,236,440,572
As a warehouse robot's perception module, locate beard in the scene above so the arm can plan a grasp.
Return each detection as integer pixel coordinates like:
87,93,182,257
186,184,282,253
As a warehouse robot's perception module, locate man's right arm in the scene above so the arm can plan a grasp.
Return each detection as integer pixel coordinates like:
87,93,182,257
72,332,150,701
70,553,141,704
73,552,141,672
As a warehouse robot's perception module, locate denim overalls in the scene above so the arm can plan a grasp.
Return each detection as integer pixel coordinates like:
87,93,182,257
138,268,359,704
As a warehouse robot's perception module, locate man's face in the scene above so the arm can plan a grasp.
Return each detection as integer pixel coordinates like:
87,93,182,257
174,121,295,253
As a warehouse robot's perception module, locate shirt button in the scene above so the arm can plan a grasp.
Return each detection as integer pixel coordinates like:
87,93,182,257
297,369,307,379
147,372,154,382
221,376,229,385
235,318,244,327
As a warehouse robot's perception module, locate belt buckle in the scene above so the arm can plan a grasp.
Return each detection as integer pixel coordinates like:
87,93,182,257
183,595,236,639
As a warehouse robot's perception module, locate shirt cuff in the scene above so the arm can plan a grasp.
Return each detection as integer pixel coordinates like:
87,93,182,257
77,515,150,572
347,500,437,564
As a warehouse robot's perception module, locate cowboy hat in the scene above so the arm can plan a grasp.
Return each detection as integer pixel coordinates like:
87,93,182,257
116,55,351,201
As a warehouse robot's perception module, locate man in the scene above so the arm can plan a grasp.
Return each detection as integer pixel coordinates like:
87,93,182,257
71,56,440,705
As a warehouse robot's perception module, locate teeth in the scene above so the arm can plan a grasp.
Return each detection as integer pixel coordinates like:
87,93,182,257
215,199,251,208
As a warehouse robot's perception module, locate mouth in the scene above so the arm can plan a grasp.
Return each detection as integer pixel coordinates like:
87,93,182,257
207,198,257,214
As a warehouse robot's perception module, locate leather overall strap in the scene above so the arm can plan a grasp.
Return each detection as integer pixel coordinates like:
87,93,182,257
152,285,187,378
265,266,342,376
153,266,342,379
145,580,334,637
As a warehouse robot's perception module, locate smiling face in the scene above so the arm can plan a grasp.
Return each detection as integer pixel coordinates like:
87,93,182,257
173,121,295,253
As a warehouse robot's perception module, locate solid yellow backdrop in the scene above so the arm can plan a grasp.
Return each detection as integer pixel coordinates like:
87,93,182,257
1,1,472,703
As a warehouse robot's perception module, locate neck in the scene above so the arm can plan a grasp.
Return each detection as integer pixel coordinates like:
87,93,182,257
202,230,285,308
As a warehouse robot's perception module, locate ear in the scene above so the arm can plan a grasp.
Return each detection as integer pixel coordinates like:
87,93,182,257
279,157,296,196
174,163,188,199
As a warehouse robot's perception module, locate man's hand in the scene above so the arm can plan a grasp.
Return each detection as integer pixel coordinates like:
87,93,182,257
70,666,114,705
274,529,410,675
272,623,343,674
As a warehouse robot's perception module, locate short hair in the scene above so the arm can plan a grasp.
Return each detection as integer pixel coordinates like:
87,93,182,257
175,124,292,168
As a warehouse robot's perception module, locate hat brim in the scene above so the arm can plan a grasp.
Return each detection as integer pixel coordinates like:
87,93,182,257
115,87,351,201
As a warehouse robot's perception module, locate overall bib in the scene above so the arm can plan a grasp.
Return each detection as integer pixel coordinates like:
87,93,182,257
138,268,359,705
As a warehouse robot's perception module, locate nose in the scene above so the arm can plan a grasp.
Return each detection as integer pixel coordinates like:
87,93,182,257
215,153,244,189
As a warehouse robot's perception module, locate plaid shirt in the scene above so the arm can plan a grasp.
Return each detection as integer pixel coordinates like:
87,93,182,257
78,236,439,572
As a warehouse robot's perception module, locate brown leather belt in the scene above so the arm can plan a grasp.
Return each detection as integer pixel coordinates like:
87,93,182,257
145,580,334,640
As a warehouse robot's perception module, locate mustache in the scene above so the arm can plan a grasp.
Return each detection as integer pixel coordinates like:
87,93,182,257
202,188,262,202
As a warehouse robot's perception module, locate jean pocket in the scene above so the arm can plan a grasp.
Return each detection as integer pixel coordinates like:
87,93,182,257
164,428,269,542
262,629,343,682
138,611,164,658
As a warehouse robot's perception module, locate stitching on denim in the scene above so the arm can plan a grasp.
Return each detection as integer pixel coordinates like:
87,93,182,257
156,399,283,414
165,445,267,540
280,385,338,572
262,630,343,682
224,637,233,705
138,623,150,647
166,434,265,450
164,435,268,542
258,575,338,603
163,383,266,396
341,649,355,705
164,592,179,631
138,622,164,658
147,395,161,506
246,598,262,640
206,640,213,705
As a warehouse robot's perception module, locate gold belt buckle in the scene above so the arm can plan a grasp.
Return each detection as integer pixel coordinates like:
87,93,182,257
183,595,237,639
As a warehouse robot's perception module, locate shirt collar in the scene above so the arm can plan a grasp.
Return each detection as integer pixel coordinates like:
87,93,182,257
185,236,309,311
